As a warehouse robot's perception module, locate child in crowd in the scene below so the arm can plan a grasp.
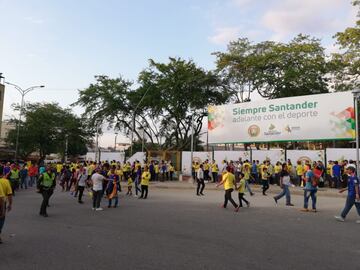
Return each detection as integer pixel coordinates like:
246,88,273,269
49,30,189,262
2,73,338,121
106,169,120,208
127,176,133,196
237,173,250,207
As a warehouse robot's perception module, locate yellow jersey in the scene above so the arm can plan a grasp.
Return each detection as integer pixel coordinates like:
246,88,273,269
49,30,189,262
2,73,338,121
141,172,151,186
0,178,12,201
274,165,282,174
211,163,218,173
296,165,304,176
127,177,133,186
238,179,246,193
204,163,210,171
223,172,235,190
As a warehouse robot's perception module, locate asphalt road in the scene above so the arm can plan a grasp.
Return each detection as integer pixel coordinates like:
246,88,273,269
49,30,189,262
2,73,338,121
1,184,359,270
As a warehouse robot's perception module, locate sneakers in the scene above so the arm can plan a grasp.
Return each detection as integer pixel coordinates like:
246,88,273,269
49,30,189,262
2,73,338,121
286,203,294,206
273,197,278,205
235,206,240,212
335,216,345,222
92,207,96,210
95,208,103,211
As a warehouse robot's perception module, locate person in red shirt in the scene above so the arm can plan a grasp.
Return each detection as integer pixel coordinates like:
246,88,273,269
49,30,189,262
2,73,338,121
28,163,39,188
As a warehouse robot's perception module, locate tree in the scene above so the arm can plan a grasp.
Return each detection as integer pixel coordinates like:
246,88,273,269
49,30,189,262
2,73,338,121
74,75,161,147
6,103,93,160
214,38,256,103
216,34,329,100
330,1,360,91
75,58,230,151
137,57,230,150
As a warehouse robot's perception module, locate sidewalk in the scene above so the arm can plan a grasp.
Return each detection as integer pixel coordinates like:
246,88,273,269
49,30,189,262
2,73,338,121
149,180,348,198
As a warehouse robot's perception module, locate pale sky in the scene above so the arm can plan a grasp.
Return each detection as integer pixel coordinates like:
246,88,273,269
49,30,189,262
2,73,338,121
0,0,357,147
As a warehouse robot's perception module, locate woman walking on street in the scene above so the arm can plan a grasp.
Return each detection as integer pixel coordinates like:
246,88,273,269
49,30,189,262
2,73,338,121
273,163,294,206
196,164,205,196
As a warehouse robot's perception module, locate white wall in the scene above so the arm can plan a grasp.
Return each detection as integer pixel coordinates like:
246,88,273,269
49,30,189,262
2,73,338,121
326,148,357,162
252,150,285,163
86,151,125,163
181,151,212,175
213,151,251,163
286,150,325,164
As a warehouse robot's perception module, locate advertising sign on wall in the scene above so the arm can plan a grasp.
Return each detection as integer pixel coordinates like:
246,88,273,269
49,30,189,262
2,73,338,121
208,92,355,144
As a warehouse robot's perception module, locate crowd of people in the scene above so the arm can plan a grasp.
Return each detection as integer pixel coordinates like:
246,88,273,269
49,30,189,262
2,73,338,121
0,156,359,243
193,158,360,218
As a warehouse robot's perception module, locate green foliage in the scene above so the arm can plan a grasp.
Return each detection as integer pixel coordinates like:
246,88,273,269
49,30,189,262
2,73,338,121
76,58,230,151
137,57,229,150
215,34,329,100
330,1,360,91
6,103,93,159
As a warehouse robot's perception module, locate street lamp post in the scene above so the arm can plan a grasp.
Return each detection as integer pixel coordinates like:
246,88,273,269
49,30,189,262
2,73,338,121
130,87,151,157
352,89,360,176
114,132,118,151
5,82,44,160
190,113,194,179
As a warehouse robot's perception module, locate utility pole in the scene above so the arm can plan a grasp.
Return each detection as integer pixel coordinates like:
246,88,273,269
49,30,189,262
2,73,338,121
5,82,44,160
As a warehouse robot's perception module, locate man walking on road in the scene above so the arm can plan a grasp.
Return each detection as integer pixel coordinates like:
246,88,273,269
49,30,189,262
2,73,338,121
335,167,360,223
91,168,106,211
38,166,56,217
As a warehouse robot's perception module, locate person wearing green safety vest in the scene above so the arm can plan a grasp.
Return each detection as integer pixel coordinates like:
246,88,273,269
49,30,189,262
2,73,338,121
38,166,56,217
9,165,20,196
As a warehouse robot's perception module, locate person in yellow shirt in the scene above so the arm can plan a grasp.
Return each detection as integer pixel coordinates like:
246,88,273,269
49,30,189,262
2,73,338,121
154,161,160,181
140,165,151,199
326,161,334,187
211,160,219,183
287,160,293,174
126,176,133,196
216,166,239,212
261,167,270,196
0,169,13,243
237,173,250,208
203,160,210,181
168,162,175,181
242,164,254,196
274,162,282,185
296,161,304,186
259,161,267,180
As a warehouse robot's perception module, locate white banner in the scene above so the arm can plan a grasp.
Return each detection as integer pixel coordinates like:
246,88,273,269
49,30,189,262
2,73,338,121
181,151,212,175
252,150,285,163
208,92,355,144
286,150,325,164
213,151,251,163
326,148,357,162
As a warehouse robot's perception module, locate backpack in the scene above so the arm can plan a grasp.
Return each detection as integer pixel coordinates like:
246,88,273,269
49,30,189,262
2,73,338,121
311,176,319,187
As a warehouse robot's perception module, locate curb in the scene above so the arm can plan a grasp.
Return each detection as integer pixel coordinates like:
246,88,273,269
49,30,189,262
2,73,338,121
150,182,347,199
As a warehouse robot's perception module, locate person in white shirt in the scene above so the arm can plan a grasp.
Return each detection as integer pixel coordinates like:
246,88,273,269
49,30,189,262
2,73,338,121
76,166,88,204
91,168,106,211
196,164,205,196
